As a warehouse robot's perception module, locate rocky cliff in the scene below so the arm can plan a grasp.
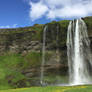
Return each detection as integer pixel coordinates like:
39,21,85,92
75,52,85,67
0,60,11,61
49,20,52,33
0,17,92,89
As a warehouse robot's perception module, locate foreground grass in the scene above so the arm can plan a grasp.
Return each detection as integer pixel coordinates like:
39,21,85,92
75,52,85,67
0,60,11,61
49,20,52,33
0,85,92,92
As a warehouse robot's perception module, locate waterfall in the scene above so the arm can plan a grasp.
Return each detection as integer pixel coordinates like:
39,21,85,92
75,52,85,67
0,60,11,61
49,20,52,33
40,26,47,85
40,24,62,85
67,19,92,85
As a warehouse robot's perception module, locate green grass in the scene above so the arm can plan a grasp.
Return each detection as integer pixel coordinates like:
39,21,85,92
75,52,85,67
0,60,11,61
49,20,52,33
0,52,43,89
0,51,58,90
0,85,91,92
24,51,42,68
43,76,68,84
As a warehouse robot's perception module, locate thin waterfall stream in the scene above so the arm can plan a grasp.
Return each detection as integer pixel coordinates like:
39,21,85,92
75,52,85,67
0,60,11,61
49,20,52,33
40,26,47,85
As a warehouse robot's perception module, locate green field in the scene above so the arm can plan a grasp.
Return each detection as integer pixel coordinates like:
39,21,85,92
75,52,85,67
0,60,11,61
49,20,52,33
0,85,92,92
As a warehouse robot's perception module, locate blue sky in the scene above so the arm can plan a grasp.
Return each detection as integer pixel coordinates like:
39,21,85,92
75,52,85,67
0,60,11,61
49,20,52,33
0,0,55,28
0,0,92,28
0,0,31,28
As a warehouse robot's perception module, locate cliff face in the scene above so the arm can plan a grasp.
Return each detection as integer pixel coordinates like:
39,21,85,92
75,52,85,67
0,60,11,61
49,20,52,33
0,17,92,88
0,17,92,55
84,17,92,51
0,25,43,54
0,31,41,54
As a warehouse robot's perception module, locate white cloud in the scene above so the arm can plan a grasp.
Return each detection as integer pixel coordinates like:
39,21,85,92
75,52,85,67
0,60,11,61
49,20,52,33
0,24,18,29
29,1,48,21
29,0,92,20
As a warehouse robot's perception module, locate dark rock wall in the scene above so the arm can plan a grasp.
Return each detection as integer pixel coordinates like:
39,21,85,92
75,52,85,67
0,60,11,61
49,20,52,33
0,31,41,54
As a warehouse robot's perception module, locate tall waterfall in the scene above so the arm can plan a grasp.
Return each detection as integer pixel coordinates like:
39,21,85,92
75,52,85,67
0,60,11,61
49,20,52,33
67,19,92,85
40,26,47,85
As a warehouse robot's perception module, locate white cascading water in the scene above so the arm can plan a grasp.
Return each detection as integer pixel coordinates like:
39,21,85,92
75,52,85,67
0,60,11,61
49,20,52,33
67,19,92,85
40,26,47,85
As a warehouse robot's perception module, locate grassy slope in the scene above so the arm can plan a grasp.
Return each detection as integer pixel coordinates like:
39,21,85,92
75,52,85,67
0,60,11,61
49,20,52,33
0,86,92,92
0,52,43,89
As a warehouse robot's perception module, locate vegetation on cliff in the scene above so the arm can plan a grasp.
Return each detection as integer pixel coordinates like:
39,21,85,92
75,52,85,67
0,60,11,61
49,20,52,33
0,17,92,90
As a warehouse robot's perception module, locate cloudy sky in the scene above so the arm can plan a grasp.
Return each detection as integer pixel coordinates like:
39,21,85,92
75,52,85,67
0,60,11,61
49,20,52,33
0,0,92,28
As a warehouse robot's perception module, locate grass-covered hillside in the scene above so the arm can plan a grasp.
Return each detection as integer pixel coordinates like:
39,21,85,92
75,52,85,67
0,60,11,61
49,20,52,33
0,17,92,90
0,52,42,90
